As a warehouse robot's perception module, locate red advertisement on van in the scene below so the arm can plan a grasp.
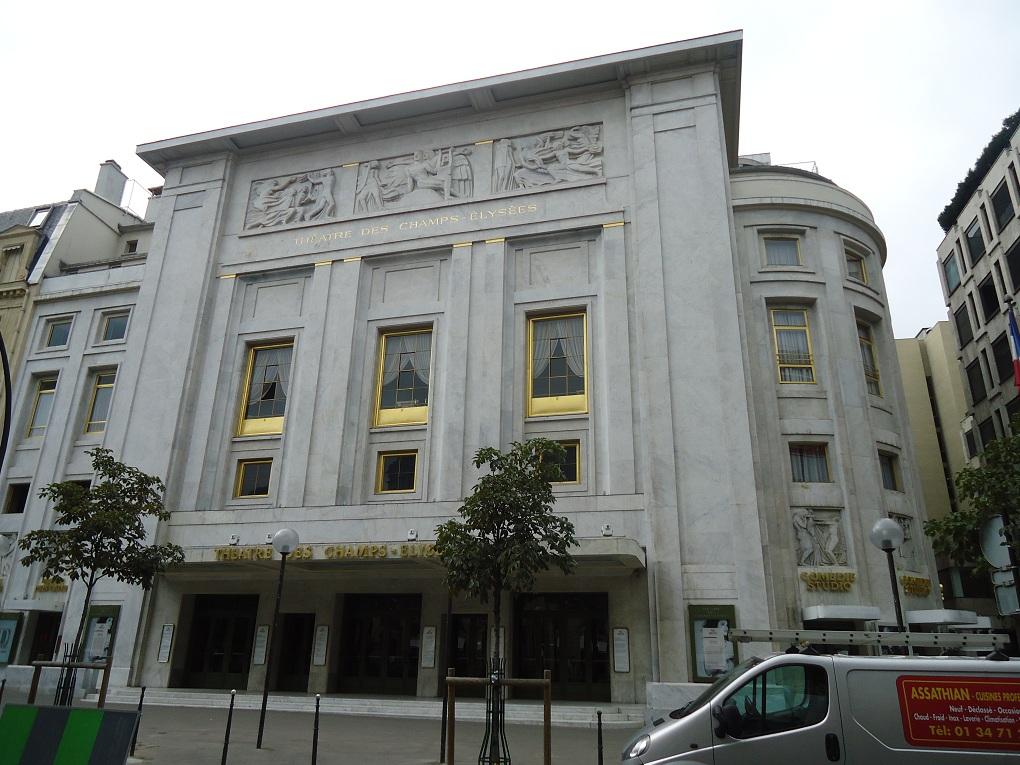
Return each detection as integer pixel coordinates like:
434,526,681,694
897,675,1020,750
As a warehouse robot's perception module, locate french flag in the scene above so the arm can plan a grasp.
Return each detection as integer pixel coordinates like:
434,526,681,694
1009,304,1020,391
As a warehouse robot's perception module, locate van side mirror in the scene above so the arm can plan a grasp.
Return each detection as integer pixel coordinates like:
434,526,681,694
712,702,742,738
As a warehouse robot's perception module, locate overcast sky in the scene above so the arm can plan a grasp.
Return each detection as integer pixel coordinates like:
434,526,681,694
3,0,1018,337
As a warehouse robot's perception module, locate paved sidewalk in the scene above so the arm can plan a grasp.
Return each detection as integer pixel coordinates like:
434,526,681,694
1,691,634,764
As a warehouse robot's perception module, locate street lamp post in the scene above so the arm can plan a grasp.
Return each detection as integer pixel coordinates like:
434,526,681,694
869,517,907,632
256,527,300,749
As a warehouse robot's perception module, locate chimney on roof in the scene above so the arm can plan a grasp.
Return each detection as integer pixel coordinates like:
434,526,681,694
94,160,127,206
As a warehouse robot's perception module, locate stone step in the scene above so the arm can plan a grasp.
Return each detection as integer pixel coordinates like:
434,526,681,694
86,688,644,729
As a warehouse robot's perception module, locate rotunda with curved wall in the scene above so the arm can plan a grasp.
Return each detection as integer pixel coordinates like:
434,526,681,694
730,162,941,630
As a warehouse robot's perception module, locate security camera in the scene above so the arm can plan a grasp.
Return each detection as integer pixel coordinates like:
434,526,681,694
407,529,418,541
600,524,613,537
228,534,241,545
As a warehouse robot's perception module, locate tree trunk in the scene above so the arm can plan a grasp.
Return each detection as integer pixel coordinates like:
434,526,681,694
71,575,96,662
489,586,503,765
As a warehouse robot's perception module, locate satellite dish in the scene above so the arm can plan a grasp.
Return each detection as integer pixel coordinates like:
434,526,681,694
980,515,1011,568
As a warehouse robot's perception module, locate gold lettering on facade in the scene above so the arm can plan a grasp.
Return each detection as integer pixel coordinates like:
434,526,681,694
800,571,856,592
900,575,932,597
36,576,68,593
214,545,274,561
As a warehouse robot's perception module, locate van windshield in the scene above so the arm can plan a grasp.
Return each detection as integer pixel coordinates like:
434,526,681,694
669,657,763,720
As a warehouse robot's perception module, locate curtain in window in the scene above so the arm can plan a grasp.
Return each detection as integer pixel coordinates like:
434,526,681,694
791,447,828,482
532,317,584,379
383,332,431,387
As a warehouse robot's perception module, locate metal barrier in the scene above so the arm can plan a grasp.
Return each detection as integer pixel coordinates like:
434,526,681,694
444,667,551,765
26,660,110,708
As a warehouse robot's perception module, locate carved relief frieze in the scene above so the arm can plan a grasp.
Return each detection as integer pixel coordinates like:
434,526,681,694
492,124,603,192
354,145,476,214
0,532,17,591
244,168,337,230
793,508,847,567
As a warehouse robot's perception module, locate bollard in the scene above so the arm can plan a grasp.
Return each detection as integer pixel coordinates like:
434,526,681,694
130,686,147,756
221,689,236,765
311,693,320,765
597,710,604,765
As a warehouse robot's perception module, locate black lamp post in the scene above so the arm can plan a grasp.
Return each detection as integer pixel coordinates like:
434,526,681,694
256,527,299,749
0,330,13,470
870,517,907,631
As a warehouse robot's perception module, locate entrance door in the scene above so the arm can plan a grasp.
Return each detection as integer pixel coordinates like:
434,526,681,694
339,594,421,695
275,613,315,692
451,614,487,697
515,593,610,701
29,612,62,662
183,595,258,689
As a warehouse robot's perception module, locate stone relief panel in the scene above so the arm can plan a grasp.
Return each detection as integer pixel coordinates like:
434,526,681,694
245,168,337,230
0,532,17,589
492,124,603,192
354,146,476,214
891,513,917,569
792,508,847,567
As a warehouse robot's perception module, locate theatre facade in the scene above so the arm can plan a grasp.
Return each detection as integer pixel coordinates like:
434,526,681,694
0,32,943,703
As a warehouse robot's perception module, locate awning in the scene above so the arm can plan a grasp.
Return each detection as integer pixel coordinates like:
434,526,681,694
906,609,978,625
802,605,881,622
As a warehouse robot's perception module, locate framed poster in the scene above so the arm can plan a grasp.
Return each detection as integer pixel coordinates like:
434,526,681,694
420,626,437,668
253,624,270,665
312,625,329,666
0,614,20,664
83,605,120,664
612,627,630,673
688,604,737,683
157,624,175,663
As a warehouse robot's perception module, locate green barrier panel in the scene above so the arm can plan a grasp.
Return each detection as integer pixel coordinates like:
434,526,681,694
0,705,138,765
0,705,38,765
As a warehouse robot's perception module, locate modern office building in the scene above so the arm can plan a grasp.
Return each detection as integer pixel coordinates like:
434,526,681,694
0,33,944,702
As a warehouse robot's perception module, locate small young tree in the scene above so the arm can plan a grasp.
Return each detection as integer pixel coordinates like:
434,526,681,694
19,448,184,661
435,439,577,668
924,415,1020,573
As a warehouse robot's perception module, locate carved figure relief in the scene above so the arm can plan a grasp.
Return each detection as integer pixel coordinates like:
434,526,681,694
354,146,475,214
0,532,16,588
492,124,603,192
792,508,847,567
245,168,337,229
891,514,917,568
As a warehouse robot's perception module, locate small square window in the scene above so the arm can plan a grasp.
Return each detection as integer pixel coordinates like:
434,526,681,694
549,441,581,484
123,240,139,255
29,209,50,227
376,451,417,493
235,459,272,498
101,313,129,342
878,452,901,491
4,484,30,514
789,444,830,483
764,237,801,266
845,248,867,283
44,318,72,348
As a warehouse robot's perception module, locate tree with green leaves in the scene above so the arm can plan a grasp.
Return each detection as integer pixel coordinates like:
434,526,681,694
924,415,1020,574
19,448,184,661
436,439,577,666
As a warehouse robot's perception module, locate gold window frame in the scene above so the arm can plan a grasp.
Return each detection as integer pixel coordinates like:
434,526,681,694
550,440,582,485
83,370,117,434
375,450,418,494
527,312,589,417
235,458,273,498
857,322,882,396
770,308,816,384
373,329,432,427
845,248,868,284
236,342,293,437
762,235,802,267
26,376,57,437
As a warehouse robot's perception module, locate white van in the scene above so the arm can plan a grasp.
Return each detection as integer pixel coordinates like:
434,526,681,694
622,652,1020,763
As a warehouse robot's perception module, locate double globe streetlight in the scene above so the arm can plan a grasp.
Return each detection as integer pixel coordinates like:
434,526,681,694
256,527,300,749
869,517,907,632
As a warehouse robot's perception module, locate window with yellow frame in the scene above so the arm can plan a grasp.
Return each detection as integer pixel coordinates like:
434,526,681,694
83,370,116,434
26,376,57,437
237,342,293,436
770,308,815,383
549,440,581,484
235,459,272,498
375,450,417,493
845,247,868,284
373,329,432,427
528,312,588,417
857,322,881,396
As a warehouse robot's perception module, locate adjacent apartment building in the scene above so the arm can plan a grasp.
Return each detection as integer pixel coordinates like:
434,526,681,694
0,33,945,702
